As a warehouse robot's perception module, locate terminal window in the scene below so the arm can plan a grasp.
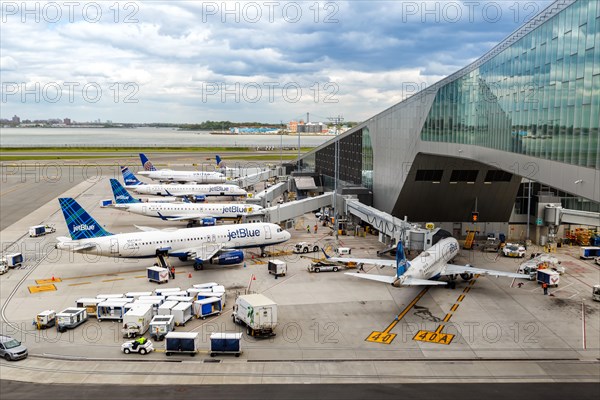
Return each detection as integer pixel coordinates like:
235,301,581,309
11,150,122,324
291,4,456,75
415,170,444,182
484,170,513,182
449,170,479,183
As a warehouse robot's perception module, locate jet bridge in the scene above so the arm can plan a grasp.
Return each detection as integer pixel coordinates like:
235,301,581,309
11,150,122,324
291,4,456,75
344,199,447,251
544,205,600,227
231,167,283,189
247,182,288,208
248,192,332,224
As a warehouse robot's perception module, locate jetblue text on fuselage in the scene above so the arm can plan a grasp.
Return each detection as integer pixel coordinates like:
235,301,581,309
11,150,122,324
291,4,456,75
227,228,261,241
223,205,246,214
210,186,229,192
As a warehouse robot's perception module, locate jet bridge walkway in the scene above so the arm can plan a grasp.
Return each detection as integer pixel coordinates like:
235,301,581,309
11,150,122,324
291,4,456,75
345,199,414,243
248,192,333,224
231,167,283,189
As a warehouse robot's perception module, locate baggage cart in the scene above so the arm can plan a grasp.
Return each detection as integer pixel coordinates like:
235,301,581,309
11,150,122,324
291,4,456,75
172,302,193,326
149,315,175,341
56,307,87,332
210,333,242,357
193,297,222,319
165,332,199,356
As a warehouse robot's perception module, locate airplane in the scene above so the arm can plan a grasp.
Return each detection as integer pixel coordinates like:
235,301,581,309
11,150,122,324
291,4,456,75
137,153,226,183
55,198,290,270
109,179,263,226
120,166,248,200
326,237,529,288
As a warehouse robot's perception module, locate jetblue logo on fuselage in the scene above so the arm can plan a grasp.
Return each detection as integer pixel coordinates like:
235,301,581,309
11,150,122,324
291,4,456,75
227,228,260,241
223,205,245,214
210,186,229,192
73,224,95,232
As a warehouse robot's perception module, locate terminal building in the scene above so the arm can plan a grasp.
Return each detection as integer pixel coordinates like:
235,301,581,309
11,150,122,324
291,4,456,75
297,0,599,243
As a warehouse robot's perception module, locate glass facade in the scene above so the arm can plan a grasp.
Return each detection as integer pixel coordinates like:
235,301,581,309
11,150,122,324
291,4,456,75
422,0,600,169
361,127,373,189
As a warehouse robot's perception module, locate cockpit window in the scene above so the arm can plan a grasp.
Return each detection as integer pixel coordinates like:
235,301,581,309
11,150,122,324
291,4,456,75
277,228,282,232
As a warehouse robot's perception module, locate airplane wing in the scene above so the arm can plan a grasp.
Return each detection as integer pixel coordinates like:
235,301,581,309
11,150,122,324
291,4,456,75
134,225,159,232
327,256,396,267
185,243,225,262
344,273,447,286
443,264,529,279
157,213,210,222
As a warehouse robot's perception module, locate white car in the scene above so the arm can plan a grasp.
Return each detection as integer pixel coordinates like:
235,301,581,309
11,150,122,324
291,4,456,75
502,243,526,258
121,339,154,355
595,256,600,266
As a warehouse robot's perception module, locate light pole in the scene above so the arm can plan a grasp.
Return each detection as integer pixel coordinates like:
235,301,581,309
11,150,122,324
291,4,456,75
328,115,344,241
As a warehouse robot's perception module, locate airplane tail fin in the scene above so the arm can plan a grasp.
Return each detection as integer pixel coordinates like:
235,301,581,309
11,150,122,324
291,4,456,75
395,240,408,278
321,247,331,259
140,153,156,171
216,155,223,167
110,179,140,204
121,166,144,186
59,198,113,240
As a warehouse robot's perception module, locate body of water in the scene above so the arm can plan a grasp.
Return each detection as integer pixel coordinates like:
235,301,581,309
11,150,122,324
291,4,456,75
0,127,334,148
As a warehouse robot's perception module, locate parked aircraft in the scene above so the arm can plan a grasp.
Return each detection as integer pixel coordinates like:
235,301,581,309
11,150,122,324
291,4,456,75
110,179,263,226
55,198,290,269
121,166,247,199
327,238,528,287
137,153,225,183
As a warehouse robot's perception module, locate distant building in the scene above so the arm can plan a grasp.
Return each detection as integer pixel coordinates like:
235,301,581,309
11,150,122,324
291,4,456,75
297,122,326,133
64,118,71,125
288,120,298,133
11,115,20,124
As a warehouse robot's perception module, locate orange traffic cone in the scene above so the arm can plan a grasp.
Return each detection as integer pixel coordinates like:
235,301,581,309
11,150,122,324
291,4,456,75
188,272,192,279
51,275,55,281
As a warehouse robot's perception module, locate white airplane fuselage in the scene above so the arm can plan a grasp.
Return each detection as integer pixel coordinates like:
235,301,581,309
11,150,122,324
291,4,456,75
116,202,263,220
137,170,226,183
56,223,289,258
395,237,459,284
130,183,247,197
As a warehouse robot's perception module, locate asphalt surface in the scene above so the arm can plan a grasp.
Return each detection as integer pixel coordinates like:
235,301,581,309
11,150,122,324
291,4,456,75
1,381,598,400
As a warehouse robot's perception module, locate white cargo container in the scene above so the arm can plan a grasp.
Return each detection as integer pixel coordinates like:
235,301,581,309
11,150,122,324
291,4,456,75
97,300,132,322
163,291,189,298
96,294,124,300
56,307,87,332
232,294,277,337
121,305,153,338
1,253,23,268
149,315,175,341
75,298,104,318
158,300,179,315
172,302,193,326
125,292,153,300
132,299,162,315
147,266,169,284
166,295,194,303
35,310,56,329
138,295,166,305
212,285,225,294
193,297,222,319
196,290,226,307
155,287,182,296
268,260,287,277
192,282,218,290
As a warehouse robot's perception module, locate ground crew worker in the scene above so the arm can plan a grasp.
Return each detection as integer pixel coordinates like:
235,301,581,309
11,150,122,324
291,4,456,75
170,265,176,280
314,224,318,234
307,225,311,233
542,282,548,295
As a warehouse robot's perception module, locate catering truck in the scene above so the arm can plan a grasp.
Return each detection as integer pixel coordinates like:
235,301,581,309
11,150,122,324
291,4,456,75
121,305,152,338
232,294,277,337
29,225,55,237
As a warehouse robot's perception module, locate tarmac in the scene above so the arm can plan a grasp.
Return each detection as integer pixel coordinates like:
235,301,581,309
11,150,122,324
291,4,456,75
1,163,599,385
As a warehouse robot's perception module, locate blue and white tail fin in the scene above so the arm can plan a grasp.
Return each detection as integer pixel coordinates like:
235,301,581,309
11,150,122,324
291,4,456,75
110,179,140,204
59,198,113,240
216,155,223,167
121,166,144,186
395,240,409,278
140,153,156,171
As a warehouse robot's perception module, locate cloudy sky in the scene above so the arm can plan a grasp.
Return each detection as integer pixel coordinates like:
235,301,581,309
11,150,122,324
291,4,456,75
0,1,552,123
